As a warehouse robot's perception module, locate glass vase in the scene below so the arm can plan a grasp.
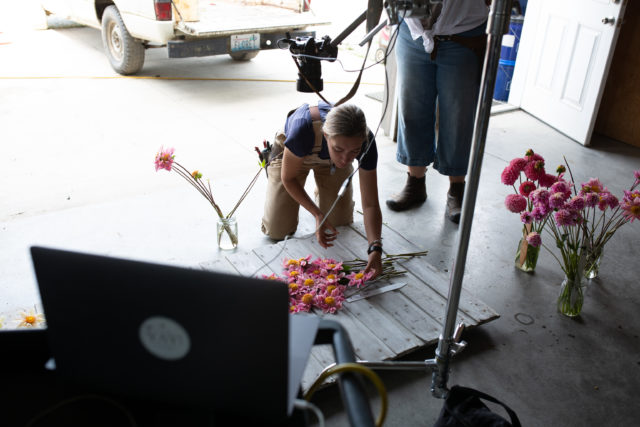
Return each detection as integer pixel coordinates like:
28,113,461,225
557,275,584,317
583,246,604,280
217,216,238,250
514,237,539,273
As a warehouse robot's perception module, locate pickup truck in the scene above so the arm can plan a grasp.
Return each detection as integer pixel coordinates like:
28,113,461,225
40,0,329,75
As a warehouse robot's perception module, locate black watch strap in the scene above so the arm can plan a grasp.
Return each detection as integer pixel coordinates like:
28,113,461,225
367,243,383,255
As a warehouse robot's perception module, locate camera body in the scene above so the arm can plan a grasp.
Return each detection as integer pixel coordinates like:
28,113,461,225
285,34,338,92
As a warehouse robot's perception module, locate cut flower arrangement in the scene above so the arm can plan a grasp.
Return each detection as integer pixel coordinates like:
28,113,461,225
502,148,640,316
501,149,566,272
155,146,264,248
264,251,427,314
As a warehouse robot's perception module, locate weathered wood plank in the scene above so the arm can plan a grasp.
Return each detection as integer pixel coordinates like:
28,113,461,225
344,224,474,333
252,242,290,274
396,276,475,326
199,258,240,274
351,222,499,324
368,289,443,344
225,248,272,278
402,257,499,324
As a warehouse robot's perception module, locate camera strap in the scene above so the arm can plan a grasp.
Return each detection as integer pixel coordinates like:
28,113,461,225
334,40,371,107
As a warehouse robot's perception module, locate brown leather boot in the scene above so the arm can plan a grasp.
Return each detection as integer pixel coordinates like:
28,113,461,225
446,181,465,224
386,173,427,211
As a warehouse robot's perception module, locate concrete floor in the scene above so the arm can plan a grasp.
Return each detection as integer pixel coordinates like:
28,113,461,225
2,7,640,426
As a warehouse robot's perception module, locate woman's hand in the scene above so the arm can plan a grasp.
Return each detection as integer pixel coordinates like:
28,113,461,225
315,215,339,248
364,251,382,280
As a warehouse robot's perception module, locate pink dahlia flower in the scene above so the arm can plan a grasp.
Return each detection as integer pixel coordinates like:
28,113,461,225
554,209,574,226
519,181,536,197
531,205,548,221
526,232,542,248
581,178,606,194
505,194,527,213
525,150,544,163
530,188,550,205
520,211,533,224
584,192,600,208
567,195,585,211
524,160,546,181
549,192,567,209
314,292,344,314
510,157,528,173
538,173,559,188
154,146,175,171
621,193,640,222
597,192,617,211
347,270,374,288
501,164,520,186
550,181,572,198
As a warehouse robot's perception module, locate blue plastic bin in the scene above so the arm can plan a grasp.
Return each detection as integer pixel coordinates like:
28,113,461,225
493,16,524,101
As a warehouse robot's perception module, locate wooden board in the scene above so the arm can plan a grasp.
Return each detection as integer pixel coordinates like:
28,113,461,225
200,222,499,390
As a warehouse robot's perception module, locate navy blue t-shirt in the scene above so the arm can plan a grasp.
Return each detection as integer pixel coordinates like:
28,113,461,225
283,101,378,171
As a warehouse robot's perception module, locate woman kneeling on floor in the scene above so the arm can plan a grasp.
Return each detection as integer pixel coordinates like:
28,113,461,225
261,101,383,278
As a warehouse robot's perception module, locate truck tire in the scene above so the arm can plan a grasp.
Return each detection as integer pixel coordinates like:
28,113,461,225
101,5,145,75
229,51,259,61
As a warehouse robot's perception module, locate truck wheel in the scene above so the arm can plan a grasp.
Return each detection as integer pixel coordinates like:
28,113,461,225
101,5,145,75
229,51,259,61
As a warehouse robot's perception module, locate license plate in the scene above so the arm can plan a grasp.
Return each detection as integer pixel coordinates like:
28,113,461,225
230,33,260,52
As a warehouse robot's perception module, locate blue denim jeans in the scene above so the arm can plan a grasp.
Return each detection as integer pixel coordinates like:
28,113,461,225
395,21,485,176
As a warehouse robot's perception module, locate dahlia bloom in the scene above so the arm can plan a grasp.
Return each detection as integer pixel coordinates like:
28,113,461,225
519,181,536,197
524,160,546,181
567,195,585,211
505,194,527,213
526,232,542,248
549,192,567,209
154,146,175,171
530,188,550,205
621,191,640,222
520,211,533,224
501,165,520,186
538,173,559,188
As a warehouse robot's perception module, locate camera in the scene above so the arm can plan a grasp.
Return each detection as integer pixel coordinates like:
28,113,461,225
280,34,338,93
281,1,442,93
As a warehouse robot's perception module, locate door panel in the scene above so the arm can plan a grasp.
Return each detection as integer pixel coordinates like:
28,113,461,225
512,0,627,145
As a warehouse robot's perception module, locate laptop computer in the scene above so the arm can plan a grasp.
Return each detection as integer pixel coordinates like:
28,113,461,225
30,246,319,422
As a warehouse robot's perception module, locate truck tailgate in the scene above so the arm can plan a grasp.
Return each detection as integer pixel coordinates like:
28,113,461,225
177,0,330,37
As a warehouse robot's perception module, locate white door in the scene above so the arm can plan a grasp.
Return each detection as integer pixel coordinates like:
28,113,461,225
509,0,627,145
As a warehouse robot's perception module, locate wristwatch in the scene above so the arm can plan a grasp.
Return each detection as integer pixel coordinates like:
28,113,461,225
367,240,383,255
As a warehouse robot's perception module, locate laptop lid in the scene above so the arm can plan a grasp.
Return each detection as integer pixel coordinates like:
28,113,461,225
30,246,298,421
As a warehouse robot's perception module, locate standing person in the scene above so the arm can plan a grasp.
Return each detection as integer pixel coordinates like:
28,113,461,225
386,1,489,223
261,101,383,278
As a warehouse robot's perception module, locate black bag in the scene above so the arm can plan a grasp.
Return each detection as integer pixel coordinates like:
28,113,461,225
434,386,521,427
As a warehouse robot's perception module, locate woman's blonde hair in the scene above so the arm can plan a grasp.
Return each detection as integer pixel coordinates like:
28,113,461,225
323,104,367,140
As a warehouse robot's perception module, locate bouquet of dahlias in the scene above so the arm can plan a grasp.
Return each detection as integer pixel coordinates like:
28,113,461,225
501,149,565,272
264,251,427,314
525,160,638,316
154,146,263,248
577,170,640,279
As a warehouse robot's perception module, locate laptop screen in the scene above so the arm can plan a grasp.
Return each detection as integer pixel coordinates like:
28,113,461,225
31,246,293,421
